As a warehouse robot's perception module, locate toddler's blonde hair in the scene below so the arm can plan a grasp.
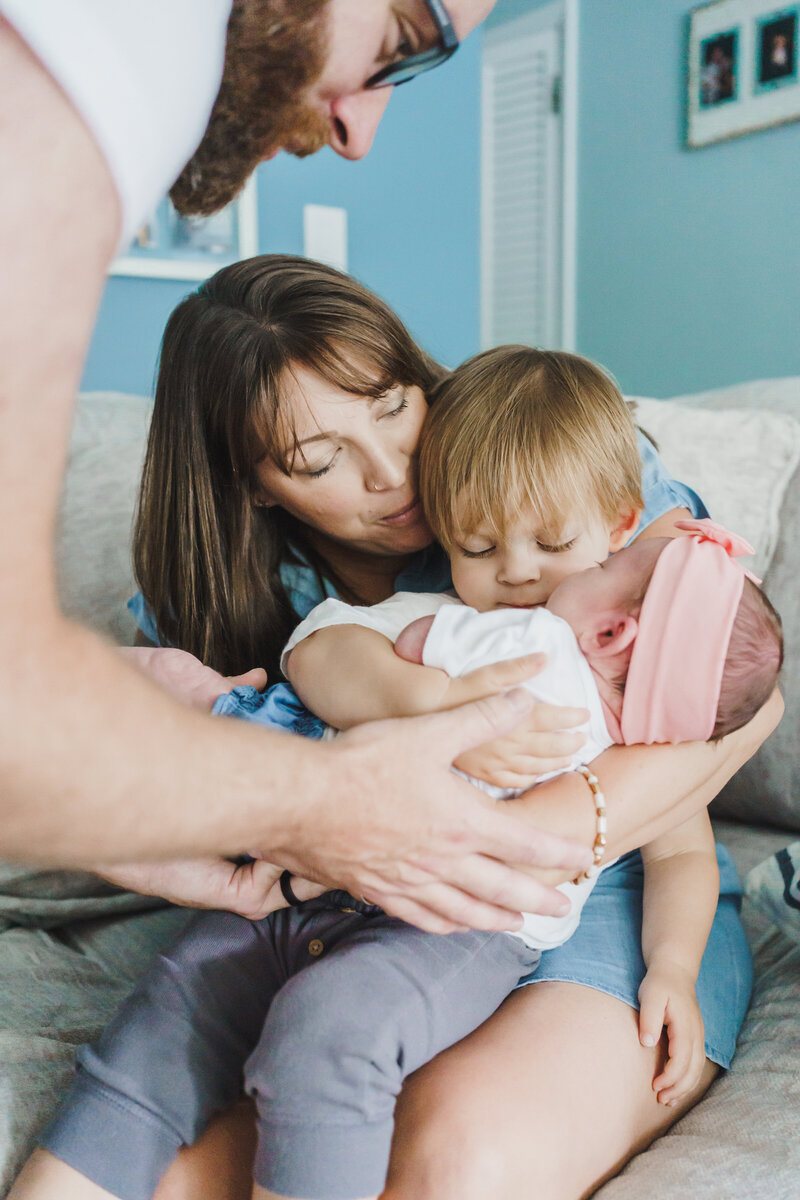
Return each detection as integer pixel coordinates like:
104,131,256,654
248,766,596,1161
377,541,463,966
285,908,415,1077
419,346,645,549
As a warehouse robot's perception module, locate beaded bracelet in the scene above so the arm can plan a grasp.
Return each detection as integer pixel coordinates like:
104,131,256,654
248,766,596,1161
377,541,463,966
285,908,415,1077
574,764,607,879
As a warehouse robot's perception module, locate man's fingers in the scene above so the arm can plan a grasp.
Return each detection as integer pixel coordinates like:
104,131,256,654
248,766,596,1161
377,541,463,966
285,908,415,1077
460,653,546,699
376,891,473,935
524,703,590,733
426,690,591,766
406,844,573,922
378,872,533,934
426,688,537,758
422,852,575,922
513,730,586,758
466,796,592,874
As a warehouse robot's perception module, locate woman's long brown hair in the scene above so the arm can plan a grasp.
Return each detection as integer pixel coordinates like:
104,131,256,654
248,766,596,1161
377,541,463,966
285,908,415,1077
133,255,442,678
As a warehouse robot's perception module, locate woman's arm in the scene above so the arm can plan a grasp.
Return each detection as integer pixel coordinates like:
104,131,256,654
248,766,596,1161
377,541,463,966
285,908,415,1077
504,688,783,882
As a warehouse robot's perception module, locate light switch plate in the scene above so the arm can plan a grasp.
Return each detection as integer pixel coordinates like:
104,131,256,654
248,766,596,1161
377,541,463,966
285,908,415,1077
303,204,348,273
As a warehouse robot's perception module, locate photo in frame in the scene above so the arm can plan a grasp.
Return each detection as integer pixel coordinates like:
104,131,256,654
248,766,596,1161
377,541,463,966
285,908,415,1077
111,178,258,281
688,0,800,146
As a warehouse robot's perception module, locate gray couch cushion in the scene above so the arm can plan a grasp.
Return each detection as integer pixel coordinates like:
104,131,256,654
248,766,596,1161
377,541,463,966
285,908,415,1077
597,904,800,1199
668,379,800,833
56,392,152,646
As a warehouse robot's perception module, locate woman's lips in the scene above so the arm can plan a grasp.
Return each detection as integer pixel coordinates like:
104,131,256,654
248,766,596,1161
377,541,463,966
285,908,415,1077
379,498,423,527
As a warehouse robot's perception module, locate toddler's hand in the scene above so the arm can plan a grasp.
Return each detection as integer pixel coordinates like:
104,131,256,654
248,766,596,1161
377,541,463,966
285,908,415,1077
638,962,706,1106
121,646,266,711
453,703,588,789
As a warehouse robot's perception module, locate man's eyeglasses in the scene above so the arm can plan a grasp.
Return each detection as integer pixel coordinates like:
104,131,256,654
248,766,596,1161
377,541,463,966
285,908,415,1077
365,1,460,89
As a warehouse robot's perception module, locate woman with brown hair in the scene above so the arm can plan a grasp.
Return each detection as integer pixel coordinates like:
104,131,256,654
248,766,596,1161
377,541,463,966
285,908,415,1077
12,255,776,1200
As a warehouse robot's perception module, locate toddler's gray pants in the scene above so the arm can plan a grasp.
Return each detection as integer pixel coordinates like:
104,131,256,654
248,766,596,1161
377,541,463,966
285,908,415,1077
41,896,539,1200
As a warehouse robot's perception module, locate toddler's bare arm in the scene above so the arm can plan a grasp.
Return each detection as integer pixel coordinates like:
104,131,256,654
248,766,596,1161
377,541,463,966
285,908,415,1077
287,622,547,730
637,811,718,1105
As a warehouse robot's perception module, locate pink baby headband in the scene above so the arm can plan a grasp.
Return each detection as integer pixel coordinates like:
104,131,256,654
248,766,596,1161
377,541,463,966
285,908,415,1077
620,519,759,745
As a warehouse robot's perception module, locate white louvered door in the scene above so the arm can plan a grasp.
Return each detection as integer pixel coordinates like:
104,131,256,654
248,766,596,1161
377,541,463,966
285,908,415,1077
481,5,565,351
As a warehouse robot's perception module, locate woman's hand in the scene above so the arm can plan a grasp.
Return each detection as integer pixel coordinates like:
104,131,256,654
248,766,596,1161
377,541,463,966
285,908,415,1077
638,962,707,1107
94,858,326,920
453,702,589,789
120,646,267,711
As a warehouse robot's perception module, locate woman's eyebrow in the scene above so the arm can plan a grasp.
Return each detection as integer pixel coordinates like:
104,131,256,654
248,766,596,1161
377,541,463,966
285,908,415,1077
296,430,337,449
278,429,336,470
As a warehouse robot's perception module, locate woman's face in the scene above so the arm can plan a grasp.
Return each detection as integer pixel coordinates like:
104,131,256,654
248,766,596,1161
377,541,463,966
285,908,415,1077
255,364,434,558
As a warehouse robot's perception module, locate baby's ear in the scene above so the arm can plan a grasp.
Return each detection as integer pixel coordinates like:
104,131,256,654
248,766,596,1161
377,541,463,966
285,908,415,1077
578,614,638,658
608,507,642,553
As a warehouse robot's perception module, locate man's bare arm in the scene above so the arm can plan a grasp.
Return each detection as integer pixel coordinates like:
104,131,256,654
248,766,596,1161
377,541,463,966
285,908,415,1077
0,23,591,933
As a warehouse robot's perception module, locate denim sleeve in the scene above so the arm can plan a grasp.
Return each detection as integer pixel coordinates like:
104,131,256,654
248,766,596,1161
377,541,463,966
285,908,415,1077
126,591,162,645
636,430,709,540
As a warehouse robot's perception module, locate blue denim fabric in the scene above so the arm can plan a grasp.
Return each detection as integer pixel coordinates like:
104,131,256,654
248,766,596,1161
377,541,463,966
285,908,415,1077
523,844,752,1068
212,683,325,739
635,430,709,536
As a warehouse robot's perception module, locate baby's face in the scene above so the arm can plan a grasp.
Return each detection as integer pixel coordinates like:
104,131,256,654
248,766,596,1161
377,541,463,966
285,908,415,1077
546,537,666,638
448,502,623,612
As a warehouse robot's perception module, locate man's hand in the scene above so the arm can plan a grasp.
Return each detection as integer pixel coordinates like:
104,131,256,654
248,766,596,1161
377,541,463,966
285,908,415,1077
638,961,707,1106
95,858,326,920
266,690,593,935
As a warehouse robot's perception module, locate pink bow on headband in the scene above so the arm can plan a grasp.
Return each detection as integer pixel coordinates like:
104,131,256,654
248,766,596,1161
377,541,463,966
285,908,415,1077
673,518,761,584
619,518,758,746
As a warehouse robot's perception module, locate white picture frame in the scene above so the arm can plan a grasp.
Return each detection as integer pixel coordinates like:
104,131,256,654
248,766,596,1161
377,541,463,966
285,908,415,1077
111,177,258,281
688,0,800,147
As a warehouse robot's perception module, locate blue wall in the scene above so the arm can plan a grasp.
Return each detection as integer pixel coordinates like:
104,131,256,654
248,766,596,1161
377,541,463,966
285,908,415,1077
578,0,800,396
81,31,482,396
491,0,800,397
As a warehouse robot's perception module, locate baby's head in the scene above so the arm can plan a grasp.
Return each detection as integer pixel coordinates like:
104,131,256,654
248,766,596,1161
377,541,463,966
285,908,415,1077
546,526,783,742
419,346,644,611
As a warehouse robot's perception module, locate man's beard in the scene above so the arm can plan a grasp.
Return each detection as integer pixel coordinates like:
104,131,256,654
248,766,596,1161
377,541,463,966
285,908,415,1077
170,0,330,217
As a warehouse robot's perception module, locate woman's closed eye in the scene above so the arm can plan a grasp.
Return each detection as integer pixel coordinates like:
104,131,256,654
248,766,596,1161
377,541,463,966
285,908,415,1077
304,449,340,479
378,387,409,420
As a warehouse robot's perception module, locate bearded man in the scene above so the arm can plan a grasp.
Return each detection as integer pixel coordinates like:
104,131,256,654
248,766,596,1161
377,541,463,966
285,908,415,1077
0,0,608,1188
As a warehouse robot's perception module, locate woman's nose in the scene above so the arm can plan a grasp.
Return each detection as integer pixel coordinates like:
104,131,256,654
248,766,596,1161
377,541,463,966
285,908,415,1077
328,89,392,160
364,448,407,493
